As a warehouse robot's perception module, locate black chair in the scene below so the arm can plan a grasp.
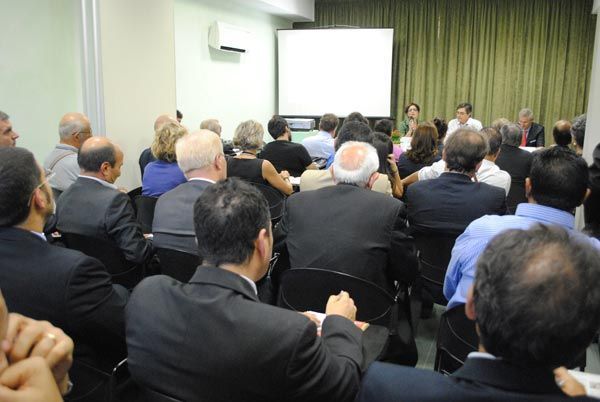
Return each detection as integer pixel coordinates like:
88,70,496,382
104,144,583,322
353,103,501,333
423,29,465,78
134,196,158,234
434,304,478,375
65,359,110,402
141,387,183,402
156,247,200,282
250,183,286,223
61,232,144,289
127,187,142,215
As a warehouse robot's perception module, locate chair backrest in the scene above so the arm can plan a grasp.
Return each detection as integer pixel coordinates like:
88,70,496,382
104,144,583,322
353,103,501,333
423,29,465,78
156,248,200,282
134,195,158,234
413,232,458,305
61,232,143,289
507,180,527,214
434,304,478,375
277,268,395,326
250,182,286,223
127,187,142,214
141,387,184,402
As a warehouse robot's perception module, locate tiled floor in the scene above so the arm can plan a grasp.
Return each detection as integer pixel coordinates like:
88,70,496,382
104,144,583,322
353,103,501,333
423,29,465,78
414,304,600,374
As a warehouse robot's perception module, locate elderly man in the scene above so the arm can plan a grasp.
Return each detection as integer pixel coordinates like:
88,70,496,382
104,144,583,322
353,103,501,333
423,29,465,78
0,147,128,399
43,113,93,196
0,111,19,147
518,108,545,147
358,225,600,402
447,102,482,137
200,118,235,155
127,178,363,402
56,137,154,265
444,146,599,309
153,130,227,255
302,113,339,160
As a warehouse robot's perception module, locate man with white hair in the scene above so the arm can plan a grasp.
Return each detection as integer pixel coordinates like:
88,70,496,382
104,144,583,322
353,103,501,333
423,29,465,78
200,118,235,155
518,108,545,147
152,129,227,254
43,112,92,196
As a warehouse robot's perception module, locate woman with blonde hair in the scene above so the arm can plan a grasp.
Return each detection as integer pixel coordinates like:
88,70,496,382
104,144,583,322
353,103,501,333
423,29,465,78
142,121,188,197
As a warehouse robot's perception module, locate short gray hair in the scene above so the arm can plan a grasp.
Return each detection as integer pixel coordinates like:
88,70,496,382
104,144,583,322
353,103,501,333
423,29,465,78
0,111,8,121
332,141,379,188
200,119,222,135
233,120,264,151
176,129,223,174
58,118,87,140
500,123,522,147
519,108,534,120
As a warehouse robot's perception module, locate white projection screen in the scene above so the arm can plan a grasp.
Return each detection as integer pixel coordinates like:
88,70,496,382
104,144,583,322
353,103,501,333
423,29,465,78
277,28,394,117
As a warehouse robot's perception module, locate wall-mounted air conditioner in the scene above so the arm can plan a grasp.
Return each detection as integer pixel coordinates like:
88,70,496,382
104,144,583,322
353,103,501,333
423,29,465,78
208,21,250,53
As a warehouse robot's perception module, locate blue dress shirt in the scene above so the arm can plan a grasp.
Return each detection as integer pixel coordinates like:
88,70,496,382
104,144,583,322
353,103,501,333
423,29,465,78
302,131,335,160
443,203,600,309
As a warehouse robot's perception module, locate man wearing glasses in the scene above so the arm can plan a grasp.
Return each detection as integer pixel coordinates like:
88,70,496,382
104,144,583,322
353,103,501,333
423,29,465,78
447,102,483,139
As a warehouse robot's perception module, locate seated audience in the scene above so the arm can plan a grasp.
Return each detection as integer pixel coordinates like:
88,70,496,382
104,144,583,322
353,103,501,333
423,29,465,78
200,118,235,155
518,108,545,147
432,117,447,155
444,146,599,309
259,115,316,177
0,111,19,147
324,111,369,168
495,123,534,212
138,114,176,179
127,178,363,402
57,137,154,265
584,142,600,239
0,147,128,398
142,121,187,197
552,120,572,147
358,225,600,402
572,114,586,156
398,102,421,137
227,120,293,195
44,113,93,197
373,132,403,198
396,123,440,178
447,102,482,137
153,130,226,255
302,113,338,160
374,118,402,161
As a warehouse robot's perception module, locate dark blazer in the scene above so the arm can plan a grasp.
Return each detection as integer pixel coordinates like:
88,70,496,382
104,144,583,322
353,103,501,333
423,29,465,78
358,359,595,402
406,172,507,236
138,147,156,179
275,184,418,291
56,176,153,264
152,179,212,254
0,227,128,371
525,123,545,147
126,266,363,402
495,144,533,213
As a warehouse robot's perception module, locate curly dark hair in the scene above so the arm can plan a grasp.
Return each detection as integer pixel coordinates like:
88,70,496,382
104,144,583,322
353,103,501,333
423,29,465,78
405,124,438,164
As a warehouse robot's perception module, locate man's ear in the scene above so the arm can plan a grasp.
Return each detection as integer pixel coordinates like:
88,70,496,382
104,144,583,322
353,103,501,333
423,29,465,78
255,228,270,261
366,172,379,189
465,285,476,321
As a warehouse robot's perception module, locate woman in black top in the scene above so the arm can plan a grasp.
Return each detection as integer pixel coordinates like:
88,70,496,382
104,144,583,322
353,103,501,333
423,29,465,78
432,117,448,156
396,123,440,178
373,132,403,198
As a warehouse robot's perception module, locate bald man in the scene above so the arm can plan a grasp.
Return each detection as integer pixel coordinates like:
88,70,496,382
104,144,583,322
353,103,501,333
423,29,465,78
43,112,93,196
139,114,178,179
0,111,19,147
57,137,154,267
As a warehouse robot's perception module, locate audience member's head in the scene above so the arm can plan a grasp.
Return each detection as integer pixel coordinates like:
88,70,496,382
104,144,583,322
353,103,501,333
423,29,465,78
78,137,123,184
345,111,369,126
193,178,271,277
406,123,438,164
0,147,53,228
404,103,421,120
372,132,394,175
527,146,588,211
176,129,226,181
233,120,264,151
518,108,535,130
319,113,339,135
200,119,222,136
334,121,373,151
331,141,379,188
153,114,177,131
500,123,522,147
552,120,572,147
432,117,448,142
267,115,290,140
572,114,586,155
176,109,183,123
151,121,188,162
373,119,394,137
455,102,473,124
0,111,19,147
443,128,488,175
491,117,511,132
58,112,92,149
585,143,600,238
471,224,600,368
480,127,502,158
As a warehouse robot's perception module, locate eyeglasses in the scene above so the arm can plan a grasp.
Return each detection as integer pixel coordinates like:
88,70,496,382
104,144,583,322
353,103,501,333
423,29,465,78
27,169,56,207
265,252,280,279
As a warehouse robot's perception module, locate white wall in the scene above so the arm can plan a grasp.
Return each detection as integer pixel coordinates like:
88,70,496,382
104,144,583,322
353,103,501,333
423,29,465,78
174,0,292,140
0,0,82,162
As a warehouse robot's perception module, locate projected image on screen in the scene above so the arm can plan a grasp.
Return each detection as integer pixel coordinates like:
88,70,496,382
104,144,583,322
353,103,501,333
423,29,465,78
278,28,394,118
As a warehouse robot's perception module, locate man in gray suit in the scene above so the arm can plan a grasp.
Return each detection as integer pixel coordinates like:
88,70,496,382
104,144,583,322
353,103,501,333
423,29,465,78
152,130,227,254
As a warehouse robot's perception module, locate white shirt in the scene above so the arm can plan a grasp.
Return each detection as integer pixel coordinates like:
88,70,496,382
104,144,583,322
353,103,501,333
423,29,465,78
418,159,511,195
301,131,335,159
78,175,118,190
239,274,258,295
447,117,483,138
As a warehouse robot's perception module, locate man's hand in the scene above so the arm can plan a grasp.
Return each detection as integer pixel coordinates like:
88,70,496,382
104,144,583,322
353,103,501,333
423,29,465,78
554,367,586,397
0,357,63,402
325,291,357,321
3,314,73,395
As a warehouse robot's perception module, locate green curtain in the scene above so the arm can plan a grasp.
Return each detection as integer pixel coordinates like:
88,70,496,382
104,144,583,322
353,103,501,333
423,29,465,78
294,0,596,143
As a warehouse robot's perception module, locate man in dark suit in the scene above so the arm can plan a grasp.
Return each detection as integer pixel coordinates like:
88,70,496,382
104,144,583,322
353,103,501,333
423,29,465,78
406,129,507,237
358,225,600,402
127,178,363,402
56,137,153,265
153,129,227,254
495,123,534,213
518,108,545,147
0,147,128,399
